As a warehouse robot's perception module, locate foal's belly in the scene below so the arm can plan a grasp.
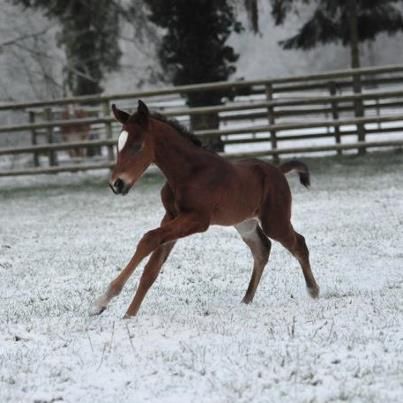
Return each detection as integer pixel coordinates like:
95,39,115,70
209,178,263,226
210,210,258,226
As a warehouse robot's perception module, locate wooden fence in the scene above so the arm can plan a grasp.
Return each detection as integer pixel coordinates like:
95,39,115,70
1,64,403,177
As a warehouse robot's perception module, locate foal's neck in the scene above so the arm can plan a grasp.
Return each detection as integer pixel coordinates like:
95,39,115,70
152,122,206,186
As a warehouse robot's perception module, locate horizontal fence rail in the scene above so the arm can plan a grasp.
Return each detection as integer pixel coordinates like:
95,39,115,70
1,64,403,176
2,113,403,155
2,64,403,111
1,139,402,178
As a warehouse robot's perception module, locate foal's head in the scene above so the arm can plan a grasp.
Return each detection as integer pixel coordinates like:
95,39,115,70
109,100,153,195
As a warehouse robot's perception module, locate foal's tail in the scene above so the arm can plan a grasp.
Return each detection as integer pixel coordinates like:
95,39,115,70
279,160,310,188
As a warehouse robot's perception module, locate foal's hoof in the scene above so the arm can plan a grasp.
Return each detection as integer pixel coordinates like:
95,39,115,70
307,285,320,299
89,305,107,316
241,296,254,304
90,294,110,316
90,306,106,316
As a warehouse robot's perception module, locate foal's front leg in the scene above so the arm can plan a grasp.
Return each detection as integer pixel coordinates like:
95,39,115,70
92,214,172,315
124,213,209,317
92,213,208,317
123,241,175,318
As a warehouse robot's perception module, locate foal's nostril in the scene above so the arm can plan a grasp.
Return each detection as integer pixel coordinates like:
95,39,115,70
114,178,124,193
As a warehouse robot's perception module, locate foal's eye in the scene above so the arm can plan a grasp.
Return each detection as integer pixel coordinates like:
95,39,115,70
132,143,142,153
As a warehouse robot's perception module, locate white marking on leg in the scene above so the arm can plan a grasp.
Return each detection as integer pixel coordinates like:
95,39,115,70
235,219,259,241
118,130,128,152
90,297,107,315
90,291,113,315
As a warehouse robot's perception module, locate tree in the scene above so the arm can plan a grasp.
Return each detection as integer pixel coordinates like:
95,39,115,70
270,0,403,69
265,0,403,154
0,21,59,101
11,0,122,96
144,0,242,150
241,0,403,156
244,0,259,33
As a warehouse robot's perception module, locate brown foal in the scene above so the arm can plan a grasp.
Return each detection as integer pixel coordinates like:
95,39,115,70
93,100,319,318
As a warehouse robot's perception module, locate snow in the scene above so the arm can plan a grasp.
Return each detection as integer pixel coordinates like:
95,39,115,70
1,152,403,403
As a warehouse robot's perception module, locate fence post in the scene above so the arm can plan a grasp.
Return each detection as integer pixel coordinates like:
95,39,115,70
352,71,366,155
328,81,342,156
29,111,40,166
265,83,279,163
44,107,57,166
376,98,381,130
103,100,115,163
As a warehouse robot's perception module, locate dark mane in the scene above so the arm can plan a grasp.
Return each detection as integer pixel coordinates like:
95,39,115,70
151,112,203,148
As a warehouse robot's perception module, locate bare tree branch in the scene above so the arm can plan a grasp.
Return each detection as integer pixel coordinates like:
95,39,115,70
0,27,52,50
12,42,99,84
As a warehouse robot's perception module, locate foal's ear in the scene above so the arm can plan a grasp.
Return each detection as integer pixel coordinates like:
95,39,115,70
112,104,130,124
137,100,149,126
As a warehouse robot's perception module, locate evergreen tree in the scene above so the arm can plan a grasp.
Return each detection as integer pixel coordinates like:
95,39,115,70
144,0,242,150
267,0,403,153
270,0,403,68
12,0,122,96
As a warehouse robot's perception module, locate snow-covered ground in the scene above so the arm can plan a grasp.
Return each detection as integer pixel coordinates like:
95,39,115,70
1,152,403,403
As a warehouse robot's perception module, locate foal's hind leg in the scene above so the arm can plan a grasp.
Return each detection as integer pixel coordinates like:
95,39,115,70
235,220,271,304
260,203,319,298
264,224,319,298
290,231,319,298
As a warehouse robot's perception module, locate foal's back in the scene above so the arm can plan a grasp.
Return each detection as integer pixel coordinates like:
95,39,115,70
199,156,292,226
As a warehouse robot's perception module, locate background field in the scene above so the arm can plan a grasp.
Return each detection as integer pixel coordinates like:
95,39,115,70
1,152,403,403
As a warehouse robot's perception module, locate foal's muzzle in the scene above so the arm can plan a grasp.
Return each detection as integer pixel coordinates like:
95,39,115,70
109,178,130,195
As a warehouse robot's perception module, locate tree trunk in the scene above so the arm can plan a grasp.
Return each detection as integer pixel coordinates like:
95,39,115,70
190,112,223,152
348,0,360,69
188,91,224,152
347,0,366,154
